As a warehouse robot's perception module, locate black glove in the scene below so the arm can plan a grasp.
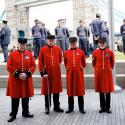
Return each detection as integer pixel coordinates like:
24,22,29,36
13,70,20,78
26,70,32,78
40,70,47,77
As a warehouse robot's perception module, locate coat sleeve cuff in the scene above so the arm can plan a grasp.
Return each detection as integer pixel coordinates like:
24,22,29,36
40,70,47,77
26,70,32,77
13,70,20,78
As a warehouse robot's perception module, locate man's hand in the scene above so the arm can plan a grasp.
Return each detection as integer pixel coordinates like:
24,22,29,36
19,73,27,80
43,74,48,79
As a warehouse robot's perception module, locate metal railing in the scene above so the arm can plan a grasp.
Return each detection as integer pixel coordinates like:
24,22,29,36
14,0,70,7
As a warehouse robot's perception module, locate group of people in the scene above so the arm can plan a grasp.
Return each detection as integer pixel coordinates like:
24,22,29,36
1,12,125,64
32,13,110,60
0,13,118,64
0,12,119,123
32,18,70,59
6,34,114,122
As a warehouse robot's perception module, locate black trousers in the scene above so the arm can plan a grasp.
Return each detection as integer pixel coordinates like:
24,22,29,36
68,96,84,111
45,93,60,109
99,93,111,110
10,97,29,117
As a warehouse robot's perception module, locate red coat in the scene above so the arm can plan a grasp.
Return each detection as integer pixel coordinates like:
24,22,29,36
92,48,114,93
6,50,36,98
38,45,62,95
64,48,86,96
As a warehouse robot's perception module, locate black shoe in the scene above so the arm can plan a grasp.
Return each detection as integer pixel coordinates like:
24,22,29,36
99,109,105,113
22,113,34,118
54,107,64,113
65,110,73,113
106,109,112,114
80,110,86,114
7,116,16,122
45,108,49,115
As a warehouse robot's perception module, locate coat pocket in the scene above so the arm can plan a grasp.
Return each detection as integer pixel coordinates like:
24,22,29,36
80,65,83,71
108,67,112,72
66,66,70,71
95,67,99,72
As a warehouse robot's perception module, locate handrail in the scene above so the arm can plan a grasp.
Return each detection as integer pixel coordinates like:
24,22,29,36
0,10,5,21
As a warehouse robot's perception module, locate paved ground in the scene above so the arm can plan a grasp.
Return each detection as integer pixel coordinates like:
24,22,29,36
0,88,125,125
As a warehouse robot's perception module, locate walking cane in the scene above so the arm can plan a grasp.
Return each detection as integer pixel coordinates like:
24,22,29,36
44,75,51,113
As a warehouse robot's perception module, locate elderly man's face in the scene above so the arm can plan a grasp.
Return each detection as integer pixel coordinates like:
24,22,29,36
47,39,55,46
18,43,26,52
70,42,77,48
98,42,106,49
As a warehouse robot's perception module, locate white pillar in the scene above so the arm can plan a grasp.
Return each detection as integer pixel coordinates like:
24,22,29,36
108,0,122,92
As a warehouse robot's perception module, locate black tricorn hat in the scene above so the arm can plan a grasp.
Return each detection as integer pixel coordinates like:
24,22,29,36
18,38,27,44
98,37,106,43
47,35,55,39
2,20,8,24
69,37,77,43
34,19,39,22
96,13,101,18
57,19,63,22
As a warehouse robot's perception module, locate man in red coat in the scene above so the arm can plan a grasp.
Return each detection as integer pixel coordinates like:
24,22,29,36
6,38,36,122
64,37,86,114
38,35,63,114
92,37,114,113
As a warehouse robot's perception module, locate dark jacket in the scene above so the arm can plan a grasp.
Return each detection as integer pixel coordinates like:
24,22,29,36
0,25,11,45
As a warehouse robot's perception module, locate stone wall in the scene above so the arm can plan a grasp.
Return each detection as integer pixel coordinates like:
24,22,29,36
72,0,98,35
5,0,29,49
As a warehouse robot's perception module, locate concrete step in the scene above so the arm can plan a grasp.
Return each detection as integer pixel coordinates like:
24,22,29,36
1,74,125,89
1,60,125,89
1,60,125,75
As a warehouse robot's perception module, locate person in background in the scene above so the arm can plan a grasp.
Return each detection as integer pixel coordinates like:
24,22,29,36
101,21,109,48
55,19,65,52
32,19,41,60
6,38,36,122
64,37,86,114
77,20,89,57
92,37,114,114
39,22,51,47
62,19,70,50
42,23,51,43
10,45,16,52
90,13,105,50
0,20,11,62
120,19,125,54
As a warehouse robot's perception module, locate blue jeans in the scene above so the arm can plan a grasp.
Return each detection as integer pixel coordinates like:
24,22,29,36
40,39,47,47
33,38,41,59
122,35,125,53
1,44,8,62
65,38,69,50
56,39,65,52
79,38,89,56
93,37,98,50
